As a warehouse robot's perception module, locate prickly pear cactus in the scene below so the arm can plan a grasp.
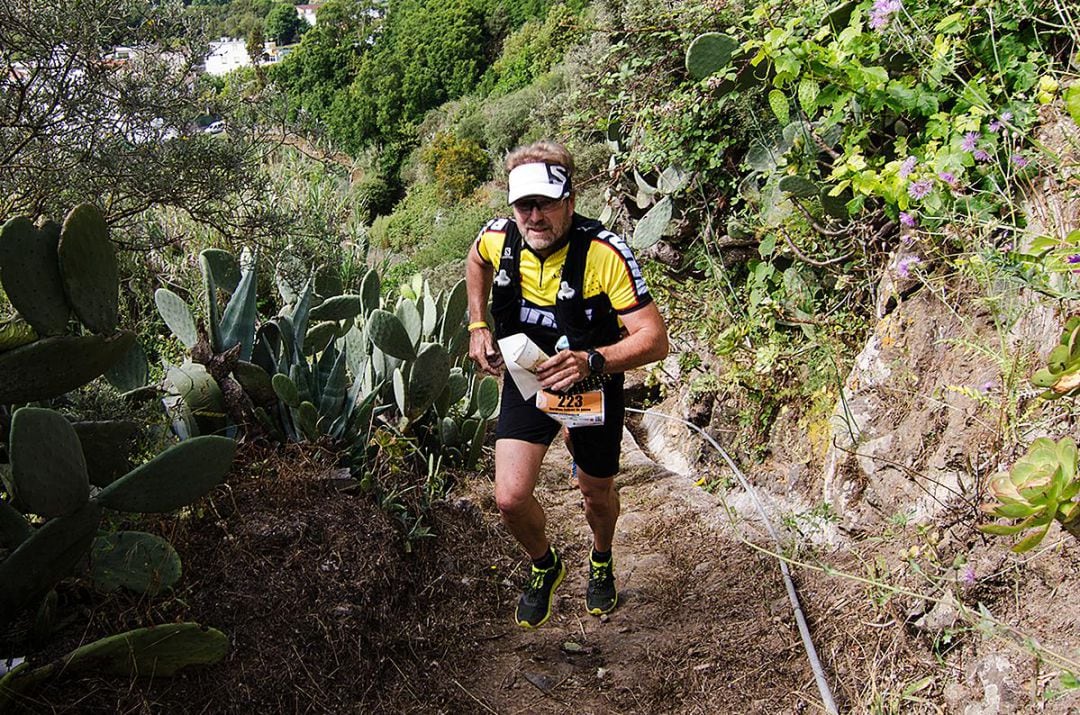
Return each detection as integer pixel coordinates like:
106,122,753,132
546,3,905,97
685,33,738,80
368,309,418,360
9,407,90,518
631,197,672,250
0,501,103,625
778,175,819,198
58,203,118,335
90,531,182,595
95,436,235,513
0,331,137,404
155,288,198,348
0,217,69,336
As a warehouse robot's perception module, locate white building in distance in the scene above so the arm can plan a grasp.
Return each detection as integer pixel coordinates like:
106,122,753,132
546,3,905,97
205,38,250,76
296,4,320,25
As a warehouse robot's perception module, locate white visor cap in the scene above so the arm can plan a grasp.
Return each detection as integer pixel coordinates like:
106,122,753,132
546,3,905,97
507,162,572,204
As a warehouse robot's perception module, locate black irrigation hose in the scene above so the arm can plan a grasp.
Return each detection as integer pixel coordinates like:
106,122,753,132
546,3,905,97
626,407,840,715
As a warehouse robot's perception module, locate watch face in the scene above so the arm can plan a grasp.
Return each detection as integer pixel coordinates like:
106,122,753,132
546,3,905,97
589,350,604,372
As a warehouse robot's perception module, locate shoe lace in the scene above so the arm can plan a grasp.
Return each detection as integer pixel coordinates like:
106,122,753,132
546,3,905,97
526,565,551,594
589,560,612,585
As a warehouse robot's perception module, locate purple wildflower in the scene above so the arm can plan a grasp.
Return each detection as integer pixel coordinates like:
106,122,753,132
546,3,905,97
961,131,980,152
973,149,991,162
899,156,917,178
1067,254,1080,264
1011,154,1029,168
980,380,995,393
938,171,957,186
1001,111,1013,121
988,120,1002,133
897,255,922,278
899,211,916,227
908,180,932,199
869,0,902,29
961,565,976,587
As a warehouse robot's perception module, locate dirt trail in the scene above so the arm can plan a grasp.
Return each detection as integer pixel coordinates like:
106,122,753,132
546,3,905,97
447,432,818,714
19,431,828,714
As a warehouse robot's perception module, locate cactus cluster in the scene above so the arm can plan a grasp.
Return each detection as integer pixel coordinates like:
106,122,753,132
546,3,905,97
156,247,261,436
0,205,237,641
0,406,235,623
1030,316,1080,398
978,437,1080,552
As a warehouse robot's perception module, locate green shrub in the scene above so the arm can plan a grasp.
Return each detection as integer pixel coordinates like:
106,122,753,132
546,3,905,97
420,132,492,201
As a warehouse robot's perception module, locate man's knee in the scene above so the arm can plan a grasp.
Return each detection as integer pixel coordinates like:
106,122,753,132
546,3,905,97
577,473,616,505
494,481,534,518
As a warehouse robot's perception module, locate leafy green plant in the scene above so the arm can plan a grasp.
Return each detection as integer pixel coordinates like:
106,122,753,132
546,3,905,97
978,437,1080,552
1030,315,1080,398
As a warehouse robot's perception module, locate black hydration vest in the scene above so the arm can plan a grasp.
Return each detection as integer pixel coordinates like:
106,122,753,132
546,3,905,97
491,214,623,359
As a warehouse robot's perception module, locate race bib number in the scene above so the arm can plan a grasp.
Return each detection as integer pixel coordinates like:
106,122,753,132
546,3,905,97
535,389,605,428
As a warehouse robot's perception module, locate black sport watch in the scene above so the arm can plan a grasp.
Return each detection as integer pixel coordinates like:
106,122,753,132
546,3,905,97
586,349,605,375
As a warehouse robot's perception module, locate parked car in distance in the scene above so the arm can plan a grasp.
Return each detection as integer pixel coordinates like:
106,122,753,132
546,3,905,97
204,120,225,134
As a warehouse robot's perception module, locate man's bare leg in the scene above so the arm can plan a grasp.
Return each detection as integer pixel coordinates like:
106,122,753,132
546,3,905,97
494,439,551,559
576,469,619,552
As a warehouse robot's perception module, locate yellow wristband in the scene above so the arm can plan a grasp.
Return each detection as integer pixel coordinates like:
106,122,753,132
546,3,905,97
467,321,489,332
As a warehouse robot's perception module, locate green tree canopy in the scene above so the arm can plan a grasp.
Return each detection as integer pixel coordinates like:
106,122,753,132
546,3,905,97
265,2,306,44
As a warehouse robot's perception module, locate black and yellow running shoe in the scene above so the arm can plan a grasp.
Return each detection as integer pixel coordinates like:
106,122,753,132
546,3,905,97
515,550,566,629
586,551,617,615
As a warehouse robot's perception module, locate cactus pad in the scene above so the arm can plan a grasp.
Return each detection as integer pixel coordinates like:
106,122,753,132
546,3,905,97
686,33,738,80
360,268,381,317
234,360,276,408
630,197,672,250
0,501,102,625
2,623,228,685
305,320,338,354
477,375,500,419
105,340,149,393
272,372,302,408
396,300,422,348
155,288,198,348
10,407,90,517
310,294,362,322
0,330,136,403
90,531,182,595
314,264,343,298
0,217,70,335
406,343,450,420
58,204,118,334
368,309,417,361
96,435,235,513
441,280,468,343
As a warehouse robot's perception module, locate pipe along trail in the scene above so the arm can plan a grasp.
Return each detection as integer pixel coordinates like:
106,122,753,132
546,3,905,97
625,407,839,715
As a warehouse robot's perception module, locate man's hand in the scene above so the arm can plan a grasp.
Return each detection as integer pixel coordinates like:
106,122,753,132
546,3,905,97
536,350,589,393
468,327,504,376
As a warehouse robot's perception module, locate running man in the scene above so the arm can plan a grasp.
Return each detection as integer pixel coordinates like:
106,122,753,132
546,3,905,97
466,141,669,628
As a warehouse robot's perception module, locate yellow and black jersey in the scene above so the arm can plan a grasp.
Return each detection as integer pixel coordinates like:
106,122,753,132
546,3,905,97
474,217,652,330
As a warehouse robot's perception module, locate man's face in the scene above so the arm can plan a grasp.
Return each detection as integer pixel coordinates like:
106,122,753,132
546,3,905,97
512,194,575,255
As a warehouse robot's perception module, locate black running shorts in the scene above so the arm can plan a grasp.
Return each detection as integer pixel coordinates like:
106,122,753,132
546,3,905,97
494,371,625,478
